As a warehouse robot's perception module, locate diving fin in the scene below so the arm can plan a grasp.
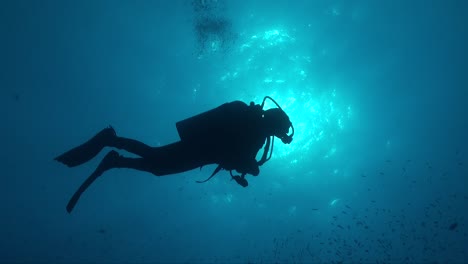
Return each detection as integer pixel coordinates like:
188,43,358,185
55,126,116,168
66,150,119,213
67,169,100,213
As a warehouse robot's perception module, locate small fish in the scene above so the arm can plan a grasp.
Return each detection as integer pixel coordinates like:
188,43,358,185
449,222,458,230
337,225,344,229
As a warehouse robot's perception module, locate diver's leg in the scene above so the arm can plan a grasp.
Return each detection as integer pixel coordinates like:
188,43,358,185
107,156,162,175
66,146,200,213
55,126,116,167
97,141,214,176
100,156,201,176
67,142,215,212
109,136,155,159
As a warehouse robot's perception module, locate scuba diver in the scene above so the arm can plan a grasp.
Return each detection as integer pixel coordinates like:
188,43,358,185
55,96,294,213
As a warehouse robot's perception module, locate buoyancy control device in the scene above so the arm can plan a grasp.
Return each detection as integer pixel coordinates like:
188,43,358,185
176,96,294,187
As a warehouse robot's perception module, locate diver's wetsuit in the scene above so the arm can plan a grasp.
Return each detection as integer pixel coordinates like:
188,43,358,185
56,101,269,212
108,100,267,176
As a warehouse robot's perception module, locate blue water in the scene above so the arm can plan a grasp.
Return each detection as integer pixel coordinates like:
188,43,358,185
2,0,467,263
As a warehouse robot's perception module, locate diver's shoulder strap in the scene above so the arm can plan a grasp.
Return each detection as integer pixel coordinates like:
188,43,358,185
257,136,274,166
195,165,249,187
196,165,222,183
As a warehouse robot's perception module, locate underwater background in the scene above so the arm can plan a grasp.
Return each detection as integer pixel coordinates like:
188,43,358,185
1,0,467,263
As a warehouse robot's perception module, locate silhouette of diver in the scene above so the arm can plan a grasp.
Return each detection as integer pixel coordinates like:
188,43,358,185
55,96,294,213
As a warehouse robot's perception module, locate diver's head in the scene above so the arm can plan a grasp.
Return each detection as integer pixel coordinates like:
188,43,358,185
263,108,294,144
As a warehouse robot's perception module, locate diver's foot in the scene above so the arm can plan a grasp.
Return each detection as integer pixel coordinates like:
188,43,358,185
90,125,116,146
55,126,117,167
95,150,120,174
98,125,117,143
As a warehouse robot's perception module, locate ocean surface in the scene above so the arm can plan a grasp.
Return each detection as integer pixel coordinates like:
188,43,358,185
1,0,467,263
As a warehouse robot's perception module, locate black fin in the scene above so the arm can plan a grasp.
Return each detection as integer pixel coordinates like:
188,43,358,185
67,170,101,213
66,150,118,213
55,126,115,167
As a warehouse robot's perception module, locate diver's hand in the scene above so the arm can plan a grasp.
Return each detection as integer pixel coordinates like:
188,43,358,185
235,158,259,176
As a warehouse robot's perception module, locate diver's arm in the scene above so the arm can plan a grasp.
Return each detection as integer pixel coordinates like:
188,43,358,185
247,158,260,176
235,135,268,176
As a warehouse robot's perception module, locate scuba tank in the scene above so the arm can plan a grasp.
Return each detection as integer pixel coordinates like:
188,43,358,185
176,101,244,144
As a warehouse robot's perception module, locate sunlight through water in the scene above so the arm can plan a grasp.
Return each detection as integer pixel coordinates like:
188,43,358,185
219,27,353,167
